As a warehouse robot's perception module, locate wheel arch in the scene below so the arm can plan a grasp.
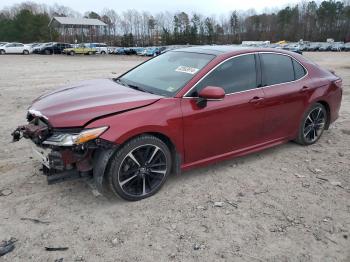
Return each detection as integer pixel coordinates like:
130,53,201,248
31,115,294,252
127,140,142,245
119,132,182,175
315,100,331,129
92,131,182,197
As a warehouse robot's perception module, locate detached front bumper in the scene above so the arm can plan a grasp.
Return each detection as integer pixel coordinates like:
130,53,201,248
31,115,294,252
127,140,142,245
12,121,114,185
30,143,93,184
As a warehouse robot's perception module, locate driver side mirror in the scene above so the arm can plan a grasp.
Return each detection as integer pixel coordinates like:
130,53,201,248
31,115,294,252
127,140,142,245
197,86,225,108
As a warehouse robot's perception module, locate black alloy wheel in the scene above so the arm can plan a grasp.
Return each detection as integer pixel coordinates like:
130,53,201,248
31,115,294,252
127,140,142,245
106,135,172,201
296,103,327,145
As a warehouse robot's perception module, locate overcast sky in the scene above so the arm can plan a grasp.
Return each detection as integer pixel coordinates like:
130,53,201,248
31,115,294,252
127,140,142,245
1,0,303,15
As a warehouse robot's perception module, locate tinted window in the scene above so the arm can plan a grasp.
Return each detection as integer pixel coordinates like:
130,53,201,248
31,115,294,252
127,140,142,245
293,59,306,80
191,54,257,96
261,54,294,85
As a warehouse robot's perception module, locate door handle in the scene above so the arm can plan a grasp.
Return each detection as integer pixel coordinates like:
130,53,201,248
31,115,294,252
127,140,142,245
249,96,264,103
299,86,310,93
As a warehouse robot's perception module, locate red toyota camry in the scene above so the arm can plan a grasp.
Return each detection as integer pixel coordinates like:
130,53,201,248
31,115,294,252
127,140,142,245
12,46,342,201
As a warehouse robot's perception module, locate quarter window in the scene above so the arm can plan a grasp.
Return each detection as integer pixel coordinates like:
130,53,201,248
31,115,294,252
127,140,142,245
293,59,306,80
191,54,257,96
261,54,294,86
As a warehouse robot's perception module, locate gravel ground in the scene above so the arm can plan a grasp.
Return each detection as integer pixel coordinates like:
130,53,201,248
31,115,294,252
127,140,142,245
0,52,349,262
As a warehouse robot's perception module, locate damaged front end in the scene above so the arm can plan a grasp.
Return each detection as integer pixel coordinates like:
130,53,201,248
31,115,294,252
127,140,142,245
12,110,115,184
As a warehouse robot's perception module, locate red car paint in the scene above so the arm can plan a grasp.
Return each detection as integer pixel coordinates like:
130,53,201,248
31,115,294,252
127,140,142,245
31,78,162,127
28,47,342,171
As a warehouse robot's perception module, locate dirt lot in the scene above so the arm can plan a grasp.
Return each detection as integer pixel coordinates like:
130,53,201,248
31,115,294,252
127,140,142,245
0,52,349,262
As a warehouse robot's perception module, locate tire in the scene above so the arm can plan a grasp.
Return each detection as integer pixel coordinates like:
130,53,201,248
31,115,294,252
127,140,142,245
0,49,5,55
88,51,93,55
23,50,29,55
106,135,172,201
101,51,106,55
45,49,51,55
295,103,327,145
69,51,75,56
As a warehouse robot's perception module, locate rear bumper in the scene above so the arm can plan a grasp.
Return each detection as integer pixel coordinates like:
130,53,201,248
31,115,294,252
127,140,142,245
329,81,343,124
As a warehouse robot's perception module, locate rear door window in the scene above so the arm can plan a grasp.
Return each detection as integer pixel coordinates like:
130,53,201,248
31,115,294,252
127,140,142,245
261,54,294,86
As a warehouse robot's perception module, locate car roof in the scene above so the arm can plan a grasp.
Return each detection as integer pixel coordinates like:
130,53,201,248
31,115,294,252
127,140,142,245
173,45,249,55
172,45,298,57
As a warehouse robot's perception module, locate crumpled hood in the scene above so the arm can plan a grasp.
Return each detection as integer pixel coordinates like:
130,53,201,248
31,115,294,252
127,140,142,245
29,79,162,127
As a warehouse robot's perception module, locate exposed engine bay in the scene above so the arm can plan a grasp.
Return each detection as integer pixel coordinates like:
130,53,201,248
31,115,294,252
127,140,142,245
12,111,114,184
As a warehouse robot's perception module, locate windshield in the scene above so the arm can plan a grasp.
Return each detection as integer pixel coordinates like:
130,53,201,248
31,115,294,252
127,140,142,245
118,51,215,96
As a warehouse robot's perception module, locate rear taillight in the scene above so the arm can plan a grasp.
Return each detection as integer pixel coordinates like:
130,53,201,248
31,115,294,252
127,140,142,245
334,79,342,88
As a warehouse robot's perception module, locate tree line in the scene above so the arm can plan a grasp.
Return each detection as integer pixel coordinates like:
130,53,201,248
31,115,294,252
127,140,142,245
0,1,349,46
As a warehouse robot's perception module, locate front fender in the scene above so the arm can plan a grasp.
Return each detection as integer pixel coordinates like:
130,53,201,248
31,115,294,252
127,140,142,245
85,98,184,156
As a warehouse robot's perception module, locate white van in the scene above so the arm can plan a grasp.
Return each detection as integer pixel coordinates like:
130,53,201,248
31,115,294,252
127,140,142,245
88,43,108,54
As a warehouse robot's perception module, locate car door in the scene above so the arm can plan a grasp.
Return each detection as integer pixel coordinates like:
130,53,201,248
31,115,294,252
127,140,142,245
259,53,309,141
6,43,16,53
76,45,84,54
181,54,266,164
16,44,24,53
53,44,59,53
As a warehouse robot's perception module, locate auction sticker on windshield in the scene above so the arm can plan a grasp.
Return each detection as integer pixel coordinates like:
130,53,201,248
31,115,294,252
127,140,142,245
175,66,199,74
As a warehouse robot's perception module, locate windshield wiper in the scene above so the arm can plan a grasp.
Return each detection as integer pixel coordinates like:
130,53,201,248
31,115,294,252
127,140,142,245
115,78,129,87
116,78,155,94
129,84,155,94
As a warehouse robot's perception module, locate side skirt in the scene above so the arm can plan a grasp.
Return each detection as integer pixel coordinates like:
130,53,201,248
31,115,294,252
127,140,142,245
181,137,291,171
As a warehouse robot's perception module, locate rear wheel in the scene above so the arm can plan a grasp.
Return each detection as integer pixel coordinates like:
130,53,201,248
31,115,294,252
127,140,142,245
101,51,106,55
23,50,29,55
88,51,93,55
106,135,172,201
296,103,327,145
44,49,51,55
0,49,5,55
69,51,75,56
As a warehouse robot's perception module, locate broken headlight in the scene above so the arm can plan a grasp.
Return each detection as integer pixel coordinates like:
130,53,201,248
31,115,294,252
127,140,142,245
43,126,108,146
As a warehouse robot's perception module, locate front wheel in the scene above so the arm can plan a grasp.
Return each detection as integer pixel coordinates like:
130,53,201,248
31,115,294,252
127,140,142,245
23,50,29,55
69,51,75,56
0,49,5,55
295,103,327,145
106,135,172,201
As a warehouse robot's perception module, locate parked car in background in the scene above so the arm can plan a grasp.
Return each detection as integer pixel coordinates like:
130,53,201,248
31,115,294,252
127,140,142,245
331,42,345,51
135,47,146,55
0,42,8,46
305,43,320,51
144,47,164,56
12,46,343,201
319,43,332,51
114,47,126,55
107,46,116,54
281,43,303,55
344,42,350,51
63,44,97,55
87,43,108,54
0,42,32,54
33,42,52,54
124,48,137,55
27,43,39,48
40,43,72,54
